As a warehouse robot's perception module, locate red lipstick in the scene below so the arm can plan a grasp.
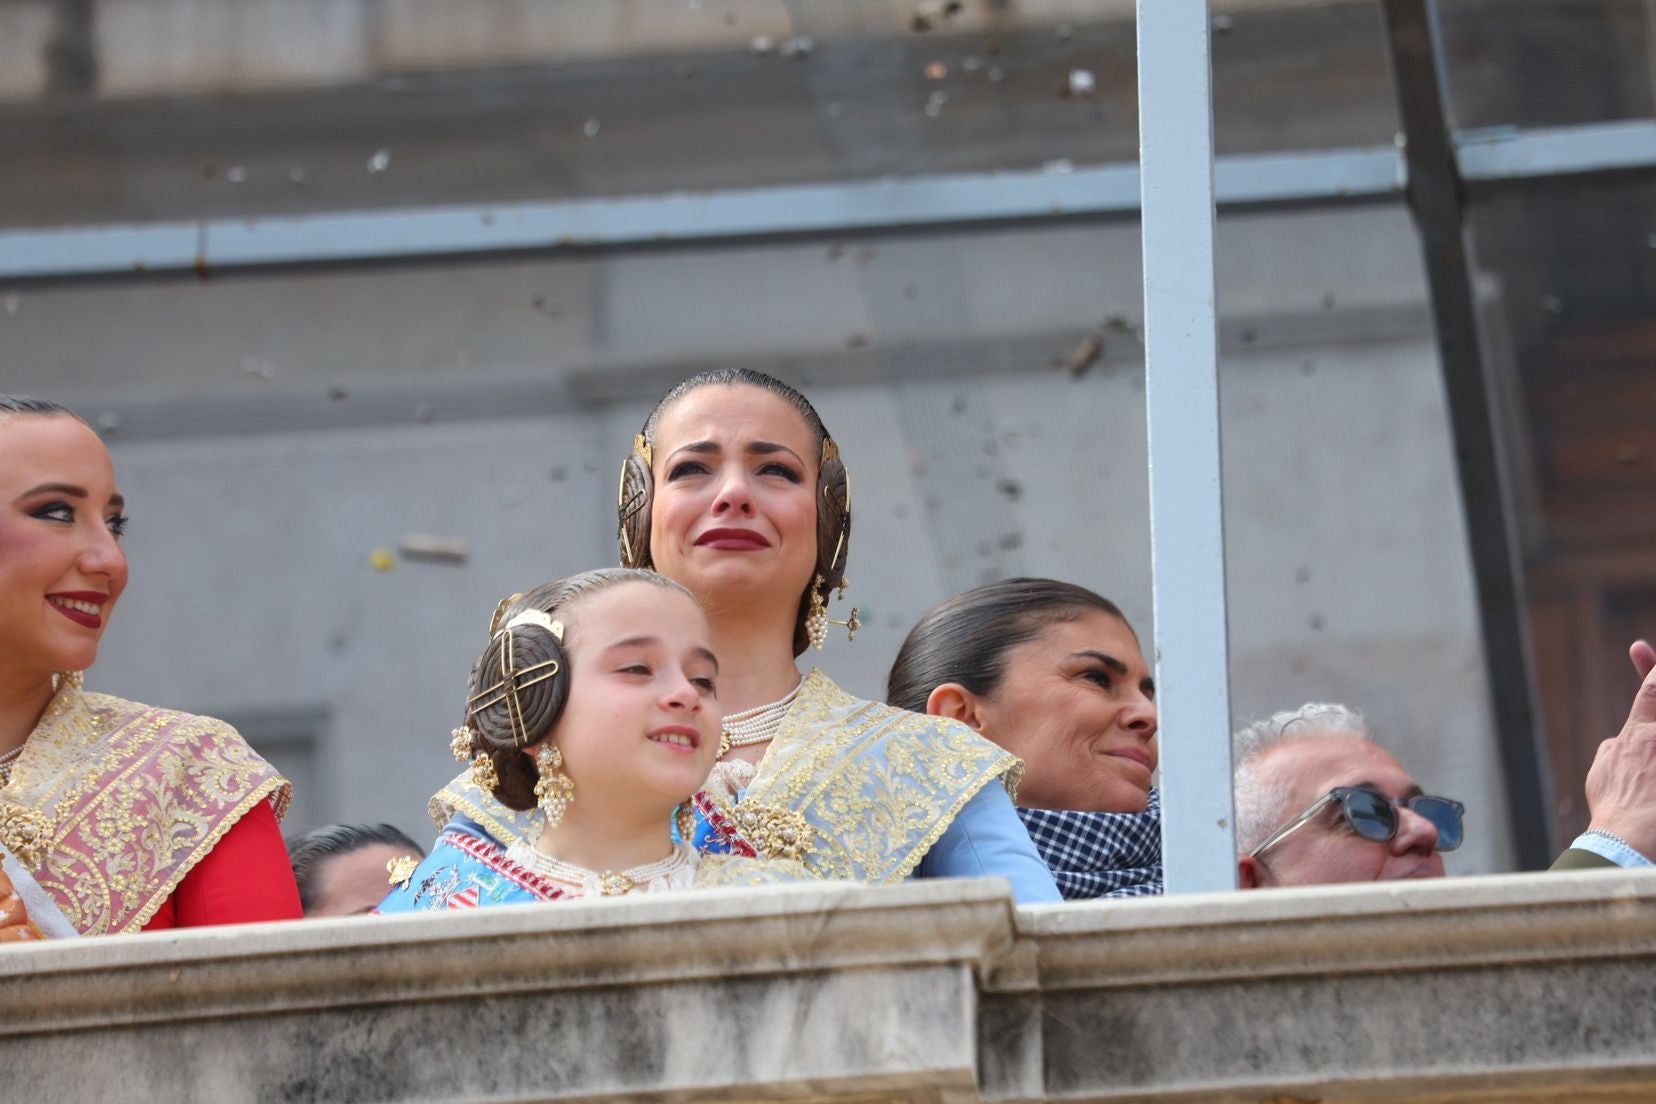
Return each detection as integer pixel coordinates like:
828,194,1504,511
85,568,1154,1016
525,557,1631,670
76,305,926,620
694,528,771,551
47,591,109,630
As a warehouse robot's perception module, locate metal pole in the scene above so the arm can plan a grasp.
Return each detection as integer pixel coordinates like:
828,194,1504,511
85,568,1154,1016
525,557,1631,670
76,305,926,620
1137,0,1237,893
1380,0,1554,868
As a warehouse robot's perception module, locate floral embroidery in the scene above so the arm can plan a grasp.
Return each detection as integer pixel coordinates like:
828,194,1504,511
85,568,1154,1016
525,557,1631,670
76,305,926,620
0,682,289,935
693,853,813,889
738,671,1020,883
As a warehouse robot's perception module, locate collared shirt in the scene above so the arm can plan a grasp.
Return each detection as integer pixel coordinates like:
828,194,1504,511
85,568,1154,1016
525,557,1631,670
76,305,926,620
1569,829,1654,868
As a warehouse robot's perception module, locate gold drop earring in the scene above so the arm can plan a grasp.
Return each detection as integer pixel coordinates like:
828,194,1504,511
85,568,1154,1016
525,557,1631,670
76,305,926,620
534,743,576,827
805,575,861,651
805,575,830,650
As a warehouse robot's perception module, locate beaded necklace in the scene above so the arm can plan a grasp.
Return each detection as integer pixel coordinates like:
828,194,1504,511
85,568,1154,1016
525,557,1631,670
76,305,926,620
717,679,803,757
0,742,24,785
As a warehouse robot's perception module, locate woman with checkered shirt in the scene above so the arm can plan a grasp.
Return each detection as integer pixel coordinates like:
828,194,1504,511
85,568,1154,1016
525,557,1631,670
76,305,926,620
887,578,1163,899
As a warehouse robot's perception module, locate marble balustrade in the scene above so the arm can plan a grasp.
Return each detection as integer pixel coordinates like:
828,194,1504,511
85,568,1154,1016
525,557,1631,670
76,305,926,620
6,869,1656,1102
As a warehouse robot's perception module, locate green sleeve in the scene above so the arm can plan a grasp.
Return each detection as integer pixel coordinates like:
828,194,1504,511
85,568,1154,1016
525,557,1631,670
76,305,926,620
1549,847,1618,871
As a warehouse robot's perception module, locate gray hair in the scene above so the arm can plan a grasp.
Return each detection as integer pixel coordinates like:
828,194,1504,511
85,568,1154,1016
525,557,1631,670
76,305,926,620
1232,703,1372,855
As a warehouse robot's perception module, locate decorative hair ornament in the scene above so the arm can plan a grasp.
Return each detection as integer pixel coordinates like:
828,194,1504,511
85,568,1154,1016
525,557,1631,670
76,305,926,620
488,592,525,634
387,855,419,889
469,752,500,792
533,743,576,827
819,436,852,584
504,609,564,641
449,726,475,763
467,613,565,748
618,434,653,569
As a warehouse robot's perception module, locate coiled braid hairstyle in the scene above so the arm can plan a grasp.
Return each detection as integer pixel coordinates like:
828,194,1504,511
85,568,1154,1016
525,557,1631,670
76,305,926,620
460,567,695,811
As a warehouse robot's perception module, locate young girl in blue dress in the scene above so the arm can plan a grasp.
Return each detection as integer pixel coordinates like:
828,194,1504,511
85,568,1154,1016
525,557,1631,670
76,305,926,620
380,568,793,912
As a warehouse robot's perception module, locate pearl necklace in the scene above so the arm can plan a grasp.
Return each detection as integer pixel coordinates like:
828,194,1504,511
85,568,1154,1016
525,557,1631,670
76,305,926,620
0,742,24,785
505,840,696,897
718,679,803,756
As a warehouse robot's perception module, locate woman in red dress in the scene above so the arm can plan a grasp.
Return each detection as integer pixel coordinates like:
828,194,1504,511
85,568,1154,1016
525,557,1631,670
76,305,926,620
0,396,300,938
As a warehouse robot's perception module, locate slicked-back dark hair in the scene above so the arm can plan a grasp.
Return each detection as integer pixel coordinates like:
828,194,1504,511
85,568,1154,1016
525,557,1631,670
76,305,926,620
886,578,1130,713
286,823,425,914
641,368,828,452
0,394,86,423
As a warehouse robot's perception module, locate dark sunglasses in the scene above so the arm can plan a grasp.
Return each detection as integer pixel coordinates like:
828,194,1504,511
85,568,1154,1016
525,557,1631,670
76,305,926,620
1250,786,1466,858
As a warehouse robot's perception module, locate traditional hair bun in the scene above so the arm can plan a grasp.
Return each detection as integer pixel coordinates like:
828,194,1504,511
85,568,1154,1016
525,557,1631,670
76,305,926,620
465,617,570,811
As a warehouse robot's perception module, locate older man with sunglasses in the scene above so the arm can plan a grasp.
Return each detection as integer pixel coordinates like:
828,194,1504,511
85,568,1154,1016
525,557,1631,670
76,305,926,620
1235,640,1656,887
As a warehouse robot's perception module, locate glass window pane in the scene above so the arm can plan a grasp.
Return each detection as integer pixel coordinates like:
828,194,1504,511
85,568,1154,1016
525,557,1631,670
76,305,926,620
1438,0,1656,130
1468,172,1656,843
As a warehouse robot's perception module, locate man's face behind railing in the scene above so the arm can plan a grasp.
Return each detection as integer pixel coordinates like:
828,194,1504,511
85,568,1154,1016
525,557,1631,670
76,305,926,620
1239,737,1450,888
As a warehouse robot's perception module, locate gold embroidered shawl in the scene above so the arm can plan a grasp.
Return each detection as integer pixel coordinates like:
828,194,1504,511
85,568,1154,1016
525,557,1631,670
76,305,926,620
430,669,1020,885
0,682,290,936
692,853,814,889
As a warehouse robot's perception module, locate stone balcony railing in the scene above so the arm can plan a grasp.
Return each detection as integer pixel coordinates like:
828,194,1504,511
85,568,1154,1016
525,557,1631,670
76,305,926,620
7,868,1656,1102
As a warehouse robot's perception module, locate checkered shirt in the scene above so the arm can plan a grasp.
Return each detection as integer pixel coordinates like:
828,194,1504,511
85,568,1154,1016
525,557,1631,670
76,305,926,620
1017,788,1163,899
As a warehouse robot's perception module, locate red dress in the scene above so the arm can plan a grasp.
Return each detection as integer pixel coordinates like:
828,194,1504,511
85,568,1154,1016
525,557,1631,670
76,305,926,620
141,802,302,930
1,681,302,936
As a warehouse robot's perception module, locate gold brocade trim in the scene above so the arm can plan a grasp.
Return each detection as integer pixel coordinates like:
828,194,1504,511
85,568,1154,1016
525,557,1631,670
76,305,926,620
723,801,811,862
122,776,288,934
0,804,50,869
692,852,813,889
742,670,1022,885
0,684,290,936
1002,758,1025,805
429,778,540,850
